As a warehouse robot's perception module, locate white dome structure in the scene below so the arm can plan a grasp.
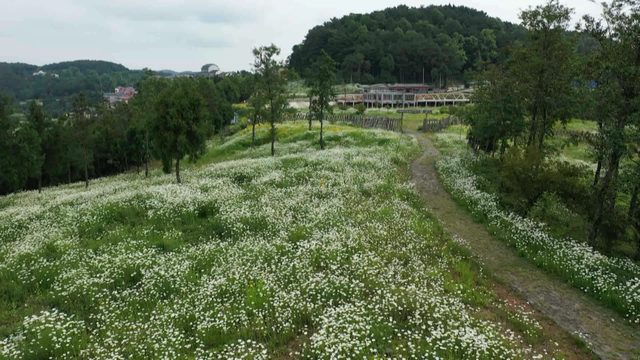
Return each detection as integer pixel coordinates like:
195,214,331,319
201,63,220,77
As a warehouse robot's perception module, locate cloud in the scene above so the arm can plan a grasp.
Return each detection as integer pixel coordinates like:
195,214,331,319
0,0,603,72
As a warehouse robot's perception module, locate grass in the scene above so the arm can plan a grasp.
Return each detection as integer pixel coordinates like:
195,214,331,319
554,119,599,133
434,135,640,325
0,122,580,358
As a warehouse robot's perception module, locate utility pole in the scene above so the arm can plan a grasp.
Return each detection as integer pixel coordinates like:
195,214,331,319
422,67,425,85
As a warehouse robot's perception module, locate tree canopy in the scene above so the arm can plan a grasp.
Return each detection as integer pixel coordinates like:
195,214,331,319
150,78,212,183
288,5,527,85
308,50,337,149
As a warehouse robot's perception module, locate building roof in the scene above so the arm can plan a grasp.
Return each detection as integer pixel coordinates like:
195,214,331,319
363,84,430,89
201,63,220,73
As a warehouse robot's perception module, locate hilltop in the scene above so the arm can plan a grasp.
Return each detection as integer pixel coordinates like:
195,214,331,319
289,4,526,85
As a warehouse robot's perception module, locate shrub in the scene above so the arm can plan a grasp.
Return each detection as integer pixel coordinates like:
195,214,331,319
355,103,366,115
228,118,249,136
529,192,589,241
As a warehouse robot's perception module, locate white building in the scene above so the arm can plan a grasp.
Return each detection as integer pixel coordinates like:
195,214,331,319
33,70,46,76
201,63,220,78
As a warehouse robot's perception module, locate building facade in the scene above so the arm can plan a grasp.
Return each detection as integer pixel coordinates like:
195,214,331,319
201,64,220,78
103,87,135,105
361,84,472,108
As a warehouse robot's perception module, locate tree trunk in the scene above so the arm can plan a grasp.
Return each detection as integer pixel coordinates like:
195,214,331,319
499,138,507,160
176,158,181,184
124,157,128,172
84,163,89,189
320,107,325,150
145,131,150,177
589,153,621,246
252,120,256,145
636,222,640,261
629,183,639,221
320,119,324,150
271,121,275,157
38,171,42,194
309,95,313,131
527,106,538,147
593,159,602,187
67,162,71,184
538,109,547,150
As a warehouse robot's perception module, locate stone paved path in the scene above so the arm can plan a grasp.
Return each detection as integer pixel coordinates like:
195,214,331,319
409,131,640,360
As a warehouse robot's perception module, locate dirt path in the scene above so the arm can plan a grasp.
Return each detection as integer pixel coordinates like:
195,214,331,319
409,131,640,360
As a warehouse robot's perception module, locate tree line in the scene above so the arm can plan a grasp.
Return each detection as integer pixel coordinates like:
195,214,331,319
0,72,234,194
0,46,339,194
463,0,640,258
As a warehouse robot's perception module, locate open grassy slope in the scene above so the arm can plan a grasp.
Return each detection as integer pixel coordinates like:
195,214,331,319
1,123,575,359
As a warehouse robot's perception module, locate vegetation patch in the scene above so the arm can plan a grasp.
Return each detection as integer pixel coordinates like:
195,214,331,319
0,125,558,358
435,150,640,324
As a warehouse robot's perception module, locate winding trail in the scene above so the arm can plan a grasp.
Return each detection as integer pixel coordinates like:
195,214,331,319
409,131,640,360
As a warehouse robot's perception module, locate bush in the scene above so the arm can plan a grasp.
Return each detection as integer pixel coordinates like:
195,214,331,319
355,103,366,115
233,105,252,119
529,192,589,241
227,118,249,136
478,147,593,216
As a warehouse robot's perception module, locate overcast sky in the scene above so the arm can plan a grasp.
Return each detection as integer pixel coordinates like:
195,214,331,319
0,0,602,72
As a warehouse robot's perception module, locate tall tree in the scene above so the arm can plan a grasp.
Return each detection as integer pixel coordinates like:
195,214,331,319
514,0,576,150
465,65,526,156
195,77,233,133
0,94,43,194
71,93,94,188
150,78,211,184
27,101,48,192
0,93,12,193
248,79,266,145
130,74,169,177
252,44,290,156
580,0,640,246
308,50,337,150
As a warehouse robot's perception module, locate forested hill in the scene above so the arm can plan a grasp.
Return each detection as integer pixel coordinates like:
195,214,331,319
40,60,129,74
0,60,143,117
288,5,527,85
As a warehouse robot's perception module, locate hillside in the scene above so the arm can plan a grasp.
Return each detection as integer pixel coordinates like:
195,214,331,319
0,60,144,117
0,123,590,358
288,4,527,85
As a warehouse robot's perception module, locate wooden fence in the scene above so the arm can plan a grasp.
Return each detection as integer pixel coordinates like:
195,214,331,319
422,116,462,132
398,109,433,114
255,113,403,132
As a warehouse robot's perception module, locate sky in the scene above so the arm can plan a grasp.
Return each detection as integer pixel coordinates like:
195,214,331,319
0,0,602,72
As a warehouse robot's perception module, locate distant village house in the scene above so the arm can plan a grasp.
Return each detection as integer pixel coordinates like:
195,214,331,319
32,70,59,78
103,86,136,105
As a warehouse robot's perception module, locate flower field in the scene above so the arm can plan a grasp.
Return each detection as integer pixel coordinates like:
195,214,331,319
434,136,640,325
1,124,568,359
